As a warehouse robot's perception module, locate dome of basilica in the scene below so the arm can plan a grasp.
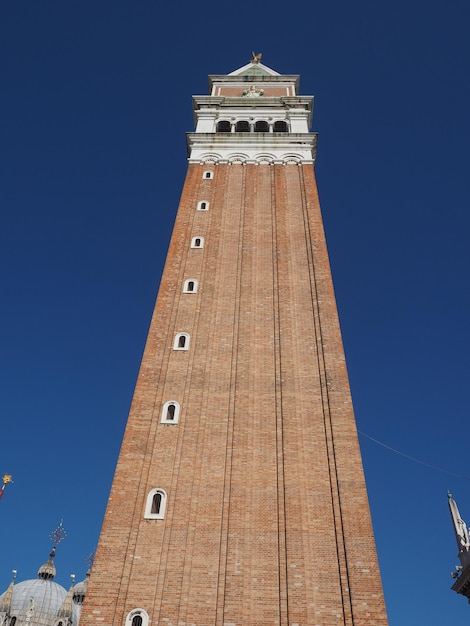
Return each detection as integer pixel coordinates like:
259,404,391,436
0,541,84,626
0,577,79,626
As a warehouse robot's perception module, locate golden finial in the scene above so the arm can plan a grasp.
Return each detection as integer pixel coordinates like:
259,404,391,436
0,474,13,501
251,51,262,63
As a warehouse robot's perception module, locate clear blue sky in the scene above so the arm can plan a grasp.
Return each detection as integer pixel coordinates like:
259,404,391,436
1,1,470,623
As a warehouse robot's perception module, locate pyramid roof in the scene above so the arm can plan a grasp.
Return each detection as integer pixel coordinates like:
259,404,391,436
228,61,281,77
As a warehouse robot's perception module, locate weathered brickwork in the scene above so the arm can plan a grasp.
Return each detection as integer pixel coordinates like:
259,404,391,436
80,157,388,626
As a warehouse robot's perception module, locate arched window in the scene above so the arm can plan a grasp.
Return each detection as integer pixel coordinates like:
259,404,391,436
197,200,209,211
191,236,204,249
254,120,269,132
216,120,231,132
125,609,149,626
274,120,288,133
161,400,180,424
10,619,17,626
236,120,250,133
183,279,198,293
173,333,190,350
203,170,214,179
144,489,167,519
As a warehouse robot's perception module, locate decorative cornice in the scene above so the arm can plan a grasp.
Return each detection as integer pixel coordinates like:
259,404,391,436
209,73,299,87
190,155,310,166
192,96,313,111
186,132,317,164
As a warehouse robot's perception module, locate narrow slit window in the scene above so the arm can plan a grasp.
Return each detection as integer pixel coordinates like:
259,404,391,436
161,400,180,424
203,170,214,179
191,236,204,248
197,201,209,211
173,333,190,350
183,279,198,293
144,489,167,519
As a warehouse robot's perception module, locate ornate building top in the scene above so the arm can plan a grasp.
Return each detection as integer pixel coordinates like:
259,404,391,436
187,60,315,165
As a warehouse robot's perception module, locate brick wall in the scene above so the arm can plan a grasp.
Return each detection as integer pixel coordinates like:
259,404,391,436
80,163,388,626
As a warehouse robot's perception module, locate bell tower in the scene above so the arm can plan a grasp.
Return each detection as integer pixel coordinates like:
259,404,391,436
80,57,389,626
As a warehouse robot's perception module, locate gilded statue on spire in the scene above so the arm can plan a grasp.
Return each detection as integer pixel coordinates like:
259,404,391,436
0,474,12,501
251,51,262,63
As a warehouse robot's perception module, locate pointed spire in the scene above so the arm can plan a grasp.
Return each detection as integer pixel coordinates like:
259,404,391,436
38,547,57,580
73,569,90,605
448,492,470,568
57,574,75,621
0,570,16,612
74,551,94,605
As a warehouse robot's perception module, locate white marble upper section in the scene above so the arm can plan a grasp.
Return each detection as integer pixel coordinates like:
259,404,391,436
187,61,316,164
